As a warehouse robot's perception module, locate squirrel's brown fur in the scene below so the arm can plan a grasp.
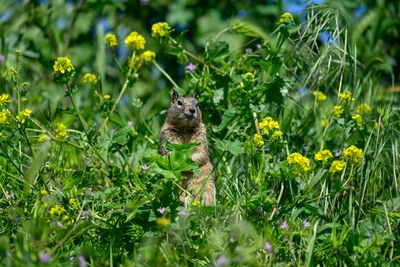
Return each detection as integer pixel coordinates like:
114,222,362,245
158,90,215,205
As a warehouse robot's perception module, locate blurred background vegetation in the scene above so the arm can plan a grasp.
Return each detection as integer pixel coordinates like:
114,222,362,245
1,0,399,121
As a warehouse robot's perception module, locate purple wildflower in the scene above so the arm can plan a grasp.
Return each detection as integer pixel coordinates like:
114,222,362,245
280,221,288,229
256,43,262,49
185,62,196,72
82,210,90,217
57,221,64,227
6,192,14,200
79,256,87,267
158,207,166,214
303,220,310,227
263,242,273,251
214,255,230,266
0,55,5,63
178,210,189,217
304,145,310,152
140,0,150,5
39,252,51,263
335,150,342,157
141,165,149,171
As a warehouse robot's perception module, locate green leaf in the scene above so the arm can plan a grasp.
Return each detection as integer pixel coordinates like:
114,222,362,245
214,107,237,132
214,139,244,156
205,41,229,62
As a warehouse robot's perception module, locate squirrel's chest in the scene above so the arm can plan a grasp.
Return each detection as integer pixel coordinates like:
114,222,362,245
168,131,198,144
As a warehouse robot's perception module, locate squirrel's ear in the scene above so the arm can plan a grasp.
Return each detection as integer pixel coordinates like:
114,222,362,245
172,89,179,102
191,92,196,98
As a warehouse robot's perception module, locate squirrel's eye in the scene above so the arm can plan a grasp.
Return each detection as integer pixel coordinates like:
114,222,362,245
177,100,183,106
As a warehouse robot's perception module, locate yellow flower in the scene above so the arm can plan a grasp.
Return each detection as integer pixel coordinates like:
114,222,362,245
62,215,74,226
244,72,254,80
53,56,74,74
0,109,11,125
156,217,171,227
258,117,280,134
321,118,328,128
140,50,156,63
50,205,66,216
279,12,294,25
128,56,143,71
192,199,200,206
38,134,50,142
329,160,346,174
105,33,118,47
151,22,171,38
270,130,283,141
254,133,264,147
352,113,362,127
287,152,311,173
40,188,48,195
103,94,111,101
55,123,68,140
69,198,79,210
125,32,146,50
356,104,372,114
339,91,354,102
0,94,10,106
312,91,327,102
314,149,333,164
16,109,32,124
82,73,97,85
343,145,363,164
332,105,344,118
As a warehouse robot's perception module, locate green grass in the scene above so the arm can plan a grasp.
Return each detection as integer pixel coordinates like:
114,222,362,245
0,2,399,266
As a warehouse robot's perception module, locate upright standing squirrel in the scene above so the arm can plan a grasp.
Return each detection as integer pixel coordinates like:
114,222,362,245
158,90,215,205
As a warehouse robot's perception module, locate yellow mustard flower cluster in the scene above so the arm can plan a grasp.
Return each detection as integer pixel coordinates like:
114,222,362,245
82,73,97,85
343,145,363,164
125,31,146,51
314,149,333,164
352,113,362,127
0,109,11,125
105,33,118,47
140,50,156,63
53,56,74,74
253,133,264,147
332,105,344,118
0,94,10,106
257,117,283,143
329,160,346,174
50,205,66,216
55,122,68,140
243,72,255,80
16,109,32,124
151,22,171,38
356,104,372,115
156,217,171,227
312,91,327,102
287,152,311,173
38,134,50,142
259,117,279,134
320,118,328,128
350,103,371,127
339,91,355,102
279,12,294,25
69,198,79,210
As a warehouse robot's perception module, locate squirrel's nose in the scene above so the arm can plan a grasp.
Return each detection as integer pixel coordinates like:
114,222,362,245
189,108,196,114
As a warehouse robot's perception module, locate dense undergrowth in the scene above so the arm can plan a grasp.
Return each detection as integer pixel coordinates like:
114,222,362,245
0,1,399,266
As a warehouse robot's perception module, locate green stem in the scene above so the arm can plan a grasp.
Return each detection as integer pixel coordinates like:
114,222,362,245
154,62,183,91
99,52,136,131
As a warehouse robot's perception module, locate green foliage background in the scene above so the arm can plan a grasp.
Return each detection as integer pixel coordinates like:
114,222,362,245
0,0,399,266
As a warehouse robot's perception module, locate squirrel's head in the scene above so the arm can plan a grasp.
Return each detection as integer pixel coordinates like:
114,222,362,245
167,89,202,129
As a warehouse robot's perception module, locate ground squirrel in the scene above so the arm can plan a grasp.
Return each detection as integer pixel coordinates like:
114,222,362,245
158,90,215,205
